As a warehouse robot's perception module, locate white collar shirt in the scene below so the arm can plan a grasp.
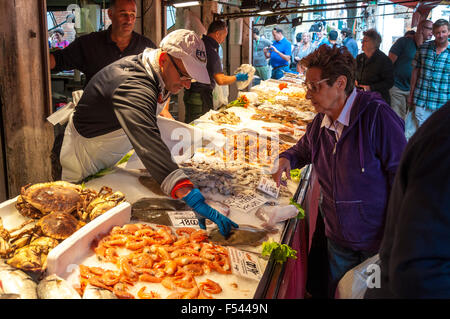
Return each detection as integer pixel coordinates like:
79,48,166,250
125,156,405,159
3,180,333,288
320,87,357,141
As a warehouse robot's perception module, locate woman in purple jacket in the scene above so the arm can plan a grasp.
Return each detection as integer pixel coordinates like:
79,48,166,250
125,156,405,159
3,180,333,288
272,45,407,297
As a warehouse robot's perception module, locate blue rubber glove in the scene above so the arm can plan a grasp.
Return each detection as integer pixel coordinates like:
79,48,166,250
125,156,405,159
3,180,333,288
235,73,249,81
182,188,239,237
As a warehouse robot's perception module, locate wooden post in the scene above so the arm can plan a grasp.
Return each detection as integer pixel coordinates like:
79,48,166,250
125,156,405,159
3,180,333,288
0,0,53,197
142,0,163,45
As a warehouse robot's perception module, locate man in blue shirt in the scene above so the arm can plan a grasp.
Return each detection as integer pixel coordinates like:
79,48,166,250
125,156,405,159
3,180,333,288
183,20,248,123
341,28,358,58
388,20,433,120
409,19,449,128
264,28,292,79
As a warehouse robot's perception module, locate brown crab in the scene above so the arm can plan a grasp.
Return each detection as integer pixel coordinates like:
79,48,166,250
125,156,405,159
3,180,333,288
5,212,84,272
79,186,125,222
36,211,85,240
0,217,35,259
15,181,97,219
6,236,59,272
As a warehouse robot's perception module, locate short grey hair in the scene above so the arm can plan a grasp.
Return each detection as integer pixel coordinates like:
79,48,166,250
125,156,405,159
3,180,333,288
363,28,382,49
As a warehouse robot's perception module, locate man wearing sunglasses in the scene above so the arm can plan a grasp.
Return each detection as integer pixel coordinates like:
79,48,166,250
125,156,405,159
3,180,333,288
59,29,238,237
272,45,407,298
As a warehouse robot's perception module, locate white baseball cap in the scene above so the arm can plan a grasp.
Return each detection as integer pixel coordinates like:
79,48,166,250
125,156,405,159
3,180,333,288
160,29,210,85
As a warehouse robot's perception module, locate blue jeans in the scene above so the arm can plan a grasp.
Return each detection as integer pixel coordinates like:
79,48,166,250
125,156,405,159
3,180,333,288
415,105,434,127
327,238,376,298
271,65,290,80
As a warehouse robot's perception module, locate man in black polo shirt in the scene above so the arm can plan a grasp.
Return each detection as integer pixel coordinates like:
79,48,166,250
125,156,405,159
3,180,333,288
183,20,248,123
50,0,156,86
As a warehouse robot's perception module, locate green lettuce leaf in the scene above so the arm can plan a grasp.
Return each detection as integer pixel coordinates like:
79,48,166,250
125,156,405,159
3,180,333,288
289,198,305,219
261,240,297,264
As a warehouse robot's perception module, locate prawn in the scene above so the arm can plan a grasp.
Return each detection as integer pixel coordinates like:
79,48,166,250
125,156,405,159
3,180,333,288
189,230,208,243
113,282,134,299
199,279,222,294
118,256,139,282
182,286,199,299
139,273,163,283
137,287,161,299
125,237,147,250
182,264,204,277
100,270,120,286
176,227,196,237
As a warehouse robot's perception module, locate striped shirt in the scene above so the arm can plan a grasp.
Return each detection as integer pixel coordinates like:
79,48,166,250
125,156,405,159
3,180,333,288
412,41,450,111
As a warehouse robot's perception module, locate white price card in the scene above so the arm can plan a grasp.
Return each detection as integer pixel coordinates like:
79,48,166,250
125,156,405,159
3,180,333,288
257,176,280,198
167,211,200,228
228,247,263,281
223,192,267,213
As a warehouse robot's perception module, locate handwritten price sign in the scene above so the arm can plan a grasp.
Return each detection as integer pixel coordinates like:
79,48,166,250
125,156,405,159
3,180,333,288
228,247,263,281
223,192,267,213
168,211,200,228
257,176,280,198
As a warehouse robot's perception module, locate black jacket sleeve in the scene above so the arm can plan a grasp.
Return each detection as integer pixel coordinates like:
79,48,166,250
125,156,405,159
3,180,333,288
111,75,180,185
369,55,394,93
52,37,85,73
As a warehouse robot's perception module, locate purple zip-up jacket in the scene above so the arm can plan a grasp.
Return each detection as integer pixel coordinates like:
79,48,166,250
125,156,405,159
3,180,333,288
280,91,406,252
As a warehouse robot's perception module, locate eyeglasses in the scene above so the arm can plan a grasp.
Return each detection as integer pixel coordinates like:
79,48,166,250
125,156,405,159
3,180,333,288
302,78,329,92
167,54,192,81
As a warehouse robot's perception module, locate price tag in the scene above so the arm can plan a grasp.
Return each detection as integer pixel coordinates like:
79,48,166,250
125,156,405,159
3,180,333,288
228,247,263,281
223,192,267,212
256,176,280,198
167,211,199,228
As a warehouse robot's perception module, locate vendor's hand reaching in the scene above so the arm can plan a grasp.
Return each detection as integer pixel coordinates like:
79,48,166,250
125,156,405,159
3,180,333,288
272,157,291,187
236,73,249,81
182,188,238,237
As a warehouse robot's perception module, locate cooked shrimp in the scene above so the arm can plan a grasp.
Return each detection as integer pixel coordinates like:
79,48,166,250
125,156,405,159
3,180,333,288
166,292,185,299
189,230,208,243
199,279,222,294
100,271,120,286
137,287,161,299
176,227,196,237
113,282,134,299
139,273,163,283
161,277,177,290
119,256,139,281
182,286,199,299
173,256,206,266
183,264,204,276
126,237,147,250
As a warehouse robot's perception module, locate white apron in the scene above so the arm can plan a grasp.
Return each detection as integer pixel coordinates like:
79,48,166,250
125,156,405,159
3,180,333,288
60,100,168,183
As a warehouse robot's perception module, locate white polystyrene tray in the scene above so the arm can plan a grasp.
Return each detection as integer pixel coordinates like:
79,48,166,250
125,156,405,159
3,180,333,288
0,196,31,230
46,201,131,277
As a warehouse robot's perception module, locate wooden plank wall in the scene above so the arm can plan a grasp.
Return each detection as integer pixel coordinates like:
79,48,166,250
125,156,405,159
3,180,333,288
0,0,53,198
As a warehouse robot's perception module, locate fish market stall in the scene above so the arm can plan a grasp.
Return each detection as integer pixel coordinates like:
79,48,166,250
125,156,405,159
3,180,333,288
0,79,316,299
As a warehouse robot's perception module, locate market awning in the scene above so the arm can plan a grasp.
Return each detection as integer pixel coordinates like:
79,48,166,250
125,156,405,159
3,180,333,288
390,0,443,27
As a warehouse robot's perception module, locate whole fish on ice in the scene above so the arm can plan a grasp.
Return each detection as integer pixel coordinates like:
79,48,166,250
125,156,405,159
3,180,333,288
82,283,117,299
0,260,38,299
131,197,230,225
208,225,268,246
37,274,81,299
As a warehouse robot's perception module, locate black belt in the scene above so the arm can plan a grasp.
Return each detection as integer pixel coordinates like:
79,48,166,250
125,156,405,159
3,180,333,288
272,64,289,71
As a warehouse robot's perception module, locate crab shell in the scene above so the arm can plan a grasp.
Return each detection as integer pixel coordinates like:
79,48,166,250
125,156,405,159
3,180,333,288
86,190,125,221
6,237,59,272
17,181,83,218
36,212,84,240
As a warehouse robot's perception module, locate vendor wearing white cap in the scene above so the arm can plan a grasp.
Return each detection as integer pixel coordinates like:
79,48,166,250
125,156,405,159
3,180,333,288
59,29,238,237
